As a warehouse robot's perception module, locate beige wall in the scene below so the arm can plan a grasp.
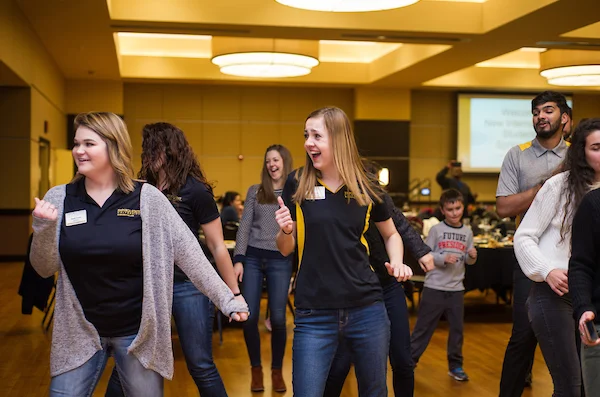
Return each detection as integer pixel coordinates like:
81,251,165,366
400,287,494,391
0,1,67,257
354,88,411,121
123,83,354,198
66,80,124,115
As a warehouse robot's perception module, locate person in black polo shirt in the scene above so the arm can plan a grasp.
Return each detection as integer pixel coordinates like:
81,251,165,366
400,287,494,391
275,106,412,397
30,112,248,397
105,123,245,397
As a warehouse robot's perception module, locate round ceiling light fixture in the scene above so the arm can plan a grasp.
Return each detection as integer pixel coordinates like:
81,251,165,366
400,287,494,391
212,52,319,78
211,38,319,78
540,65,600,86
540,49,600,87
275,0,420,12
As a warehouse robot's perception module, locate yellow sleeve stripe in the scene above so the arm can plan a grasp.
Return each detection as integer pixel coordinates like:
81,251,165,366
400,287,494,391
360,203,372,257
296,203,306,272
519,141,532,151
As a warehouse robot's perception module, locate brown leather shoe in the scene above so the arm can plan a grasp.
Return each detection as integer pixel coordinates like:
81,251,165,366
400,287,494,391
251,366,264,392
271,368,287,393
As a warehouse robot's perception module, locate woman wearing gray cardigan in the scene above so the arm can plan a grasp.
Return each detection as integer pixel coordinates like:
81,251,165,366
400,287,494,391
30,112,248,397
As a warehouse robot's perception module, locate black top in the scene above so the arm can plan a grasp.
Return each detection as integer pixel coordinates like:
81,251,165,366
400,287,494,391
282,170,390,309
220,206,239,225
59,178,143,337
166,176,220,282
569,189,600,323
367,193,432,287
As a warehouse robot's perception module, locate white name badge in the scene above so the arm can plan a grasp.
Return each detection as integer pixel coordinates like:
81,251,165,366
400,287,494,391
311,186,326,200
65,210,87,226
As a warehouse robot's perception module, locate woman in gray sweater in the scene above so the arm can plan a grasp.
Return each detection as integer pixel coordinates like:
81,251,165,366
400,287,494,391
232,144,293,393
30,112,248,397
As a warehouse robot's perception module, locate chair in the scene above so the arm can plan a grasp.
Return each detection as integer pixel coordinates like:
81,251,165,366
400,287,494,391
222,221,239,241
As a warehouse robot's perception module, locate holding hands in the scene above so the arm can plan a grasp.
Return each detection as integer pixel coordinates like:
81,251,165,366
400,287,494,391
33,198,58,221
385,262,413,282
276,196,293,235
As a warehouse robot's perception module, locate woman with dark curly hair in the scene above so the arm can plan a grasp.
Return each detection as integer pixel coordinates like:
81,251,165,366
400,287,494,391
106,122,246,397
515,118,600,397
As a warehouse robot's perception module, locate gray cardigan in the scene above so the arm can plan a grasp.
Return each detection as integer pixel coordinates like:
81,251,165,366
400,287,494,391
30,183,248,379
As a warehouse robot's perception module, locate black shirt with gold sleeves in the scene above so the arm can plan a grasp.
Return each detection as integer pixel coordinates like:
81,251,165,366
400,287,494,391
282,170,390,310
59,178,143,337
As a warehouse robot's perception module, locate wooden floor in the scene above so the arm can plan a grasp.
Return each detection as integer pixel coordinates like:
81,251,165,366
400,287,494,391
1,261,553,396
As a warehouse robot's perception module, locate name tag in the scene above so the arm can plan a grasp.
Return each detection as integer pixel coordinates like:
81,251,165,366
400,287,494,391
65,210,87,226
311,186,326,200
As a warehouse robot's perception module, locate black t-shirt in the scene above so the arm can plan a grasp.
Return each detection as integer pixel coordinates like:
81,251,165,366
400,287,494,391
282,170,390,309
165,176,220,282
59,178,143,337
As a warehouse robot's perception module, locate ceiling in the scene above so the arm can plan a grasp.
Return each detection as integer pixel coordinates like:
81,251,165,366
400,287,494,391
14,0,600,91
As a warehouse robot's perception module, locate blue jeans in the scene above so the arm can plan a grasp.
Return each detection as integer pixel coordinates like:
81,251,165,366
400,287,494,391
293,301,390,397
527,282,581,397
242,254,292,369
50,334,162,397
106,280,226,397
324,281,414,397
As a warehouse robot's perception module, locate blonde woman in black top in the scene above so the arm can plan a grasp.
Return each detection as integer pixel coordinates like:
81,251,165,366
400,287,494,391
275,107,411,396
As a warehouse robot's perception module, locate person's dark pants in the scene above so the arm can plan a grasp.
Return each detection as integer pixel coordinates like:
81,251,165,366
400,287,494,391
528,282,581,397
499,265,537,397
410,287,464,371
324,281,414,397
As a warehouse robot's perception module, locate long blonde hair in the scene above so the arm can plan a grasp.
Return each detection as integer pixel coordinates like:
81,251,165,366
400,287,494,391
71,112,136,193
293,107,381,206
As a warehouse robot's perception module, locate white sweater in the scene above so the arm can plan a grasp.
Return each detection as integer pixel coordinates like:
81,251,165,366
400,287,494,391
514,172,571,282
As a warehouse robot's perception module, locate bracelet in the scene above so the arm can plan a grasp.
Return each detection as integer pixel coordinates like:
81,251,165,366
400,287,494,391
282,228,293,235
233,292,242,297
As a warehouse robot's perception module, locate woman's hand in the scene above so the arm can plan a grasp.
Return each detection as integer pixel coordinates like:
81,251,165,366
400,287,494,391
546,269,569,296
233,262,244,282
579,311,600,346
385,262,413,282
230,311,249,322
32,198,58,221
275,197,293,235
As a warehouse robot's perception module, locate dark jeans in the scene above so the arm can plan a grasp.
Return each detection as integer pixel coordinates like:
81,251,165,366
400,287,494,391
293,301,390,397
499,265,537,397
324,281,414,397
410,287,464,371
241,254,292,369
106,280,227,397
528,282,581,397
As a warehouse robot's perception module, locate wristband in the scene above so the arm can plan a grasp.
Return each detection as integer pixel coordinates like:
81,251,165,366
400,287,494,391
233,292,242,297
282,228,293,235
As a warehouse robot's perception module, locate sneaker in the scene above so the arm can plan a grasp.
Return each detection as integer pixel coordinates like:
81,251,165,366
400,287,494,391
448,367,469,381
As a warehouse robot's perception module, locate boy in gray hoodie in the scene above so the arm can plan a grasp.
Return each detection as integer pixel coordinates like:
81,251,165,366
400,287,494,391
410,188,477,382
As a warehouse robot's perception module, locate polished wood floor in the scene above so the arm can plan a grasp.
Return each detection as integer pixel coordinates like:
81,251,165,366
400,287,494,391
1,261,553,396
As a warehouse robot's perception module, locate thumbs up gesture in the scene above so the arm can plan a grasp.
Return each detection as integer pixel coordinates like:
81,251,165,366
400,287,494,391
275,196,293,235
33,198,58,221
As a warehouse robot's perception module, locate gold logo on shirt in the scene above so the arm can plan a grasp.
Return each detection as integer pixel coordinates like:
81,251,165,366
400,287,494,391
117,208,141,217
344,191,356,200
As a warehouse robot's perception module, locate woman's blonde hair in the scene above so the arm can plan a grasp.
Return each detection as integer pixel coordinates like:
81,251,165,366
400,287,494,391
71,112,136,193
293,106,381,206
